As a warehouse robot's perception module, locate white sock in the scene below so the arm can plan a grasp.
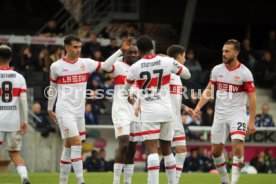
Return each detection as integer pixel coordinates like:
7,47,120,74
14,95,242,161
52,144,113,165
147,153,160,184
164,153,176,184
60,147,71,184
124,164,134,184
71,146,84,184
213,155,229,183
231,156,244,184
113,163,123,184
16,165,28,182
175,152,187,184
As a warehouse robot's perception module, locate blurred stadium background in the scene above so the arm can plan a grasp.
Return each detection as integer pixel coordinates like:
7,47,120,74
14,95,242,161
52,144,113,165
0,0,276,183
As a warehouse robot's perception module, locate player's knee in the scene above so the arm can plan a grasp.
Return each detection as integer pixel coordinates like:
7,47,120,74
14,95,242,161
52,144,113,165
175,146,186,154
211,149,222,158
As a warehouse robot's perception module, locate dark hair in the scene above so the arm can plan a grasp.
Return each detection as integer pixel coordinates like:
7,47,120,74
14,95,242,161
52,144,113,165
0,45,12,61
167,45,186,59
224,39,240,52
136,35,154,53
64,34,81,46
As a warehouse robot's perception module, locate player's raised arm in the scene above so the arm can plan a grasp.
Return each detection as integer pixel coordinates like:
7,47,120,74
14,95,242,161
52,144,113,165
171,59,191,79
101,37,134,72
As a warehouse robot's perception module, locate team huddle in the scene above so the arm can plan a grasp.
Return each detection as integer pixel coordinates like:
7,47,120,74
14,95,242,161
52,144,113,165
0,35,256,184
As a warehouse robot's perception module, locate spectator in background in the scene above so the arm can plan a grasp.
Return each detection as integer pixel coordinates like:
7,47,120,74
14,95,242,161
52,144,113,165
39,19,63,37
84,150,101,172
255,103,274,127
37,48,51,72
185,50,202,89
254,51,276,87
262,30,276,53
85,103,98,125
77,23,92,39
98,149,108,171
197,147,214,172
184,149,200,172
82,32,102,58
20,46,33,70
102,38,119,59
50,46,64,63
201,104,214,126
239,38,257,70
32,102,53,137
93,50,105,61
250,151,269,173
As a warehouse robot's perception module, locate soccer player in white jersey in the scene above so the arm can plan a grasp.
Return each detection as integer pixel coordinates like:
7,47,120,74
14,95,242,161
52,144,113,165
0,45,30,184
102,45,141,184
194,39,256,184
124,35,191,184
167,45,195,183
47,35,132,184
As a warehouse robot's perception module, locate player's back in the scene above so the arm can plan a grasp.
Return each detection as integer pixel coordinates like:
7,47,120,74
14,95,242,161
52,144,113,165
0,68,27,131
129,55,176,122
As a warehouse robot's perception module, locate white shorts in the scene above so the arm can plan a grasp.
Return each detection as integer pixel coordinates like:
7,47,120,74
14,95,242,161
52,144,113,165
140,121,173,141
57,116,86,140
113,120,143,142
211,117,247,144
0,131,22,151
172,126,186,147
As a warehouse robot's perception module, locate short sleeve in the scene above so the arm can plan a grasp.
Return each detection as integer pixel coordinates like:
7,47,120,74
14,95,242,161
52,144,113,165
243,68,255,94
49,63,58,83
87,59,102,73
209,66,218,85
170,58,183,75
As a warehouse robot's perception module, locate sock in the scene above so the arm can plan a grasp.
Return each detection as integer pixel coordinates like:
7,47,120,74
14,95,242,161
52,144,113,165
175,152,187,184
16,165,28,182
113,163,123,184
147,153,160,184
124,164,134,184
60,147,71,184
164,153,176,184
213,155,229,183
231,156,244,184
71,146,84,184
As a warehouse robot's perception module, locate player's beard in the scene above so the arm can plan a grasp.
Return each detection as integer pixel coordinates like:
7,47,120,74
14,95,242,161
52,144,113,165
223,56,234,64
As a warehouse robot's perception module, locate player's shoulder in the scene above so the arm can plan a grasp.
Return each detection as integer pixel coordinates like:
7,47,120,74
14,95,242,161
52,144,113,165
239,63,253,76
211,63,224,73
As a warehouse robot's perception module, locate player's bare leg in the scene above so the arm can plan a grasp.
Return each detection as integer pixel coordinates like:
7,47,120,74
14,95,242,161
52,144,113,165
212,144,230,184
231,139,244,184
114,135,129,184
144,139,159,184
160,140,176,184
123,141,137,184
9,151,30,184
174,145,187,184
66,136,84,184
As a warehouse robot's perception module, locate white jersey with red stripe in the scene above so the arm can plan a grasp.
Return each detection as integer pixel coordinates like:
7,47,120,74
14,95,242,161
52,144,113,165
210,63,255,122
0,68,27,131
50,57,101,117
110,61,139,122
170,74,183,129
126,55,184,123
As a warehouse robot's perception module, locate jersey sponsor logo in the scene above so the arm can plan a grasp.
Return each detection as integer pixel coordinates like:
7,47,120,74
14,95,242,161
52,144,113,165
57,73,89,84
170,85,182,94
216,81,244,93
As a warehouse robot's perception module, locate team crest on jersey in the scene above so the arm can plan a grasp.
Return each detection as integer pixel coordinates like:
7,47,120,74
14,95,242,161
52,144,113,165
80,64,86,72
234,76,240,82
65,128,70,135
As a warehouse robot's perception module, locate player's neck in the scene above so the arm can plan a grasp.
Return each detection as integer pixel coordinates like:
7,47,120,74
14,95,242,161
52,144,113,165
63,55,77,62
0,63,10,69
226,60,240,70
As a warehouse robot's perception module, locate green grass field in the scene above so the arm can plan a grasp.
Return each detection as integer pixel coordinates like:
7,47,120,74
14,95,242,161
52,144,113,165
1,172,276,184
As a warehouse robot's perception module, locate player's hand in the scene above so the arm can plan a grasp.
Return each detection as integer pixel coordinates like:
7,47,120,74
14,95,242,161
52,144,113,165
134,104,141,117
185,106,198,118
193,106,201,119
48,110,58,124
120,37,134,52
20,122,28,135
247,121,256,134
127,94,137,105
